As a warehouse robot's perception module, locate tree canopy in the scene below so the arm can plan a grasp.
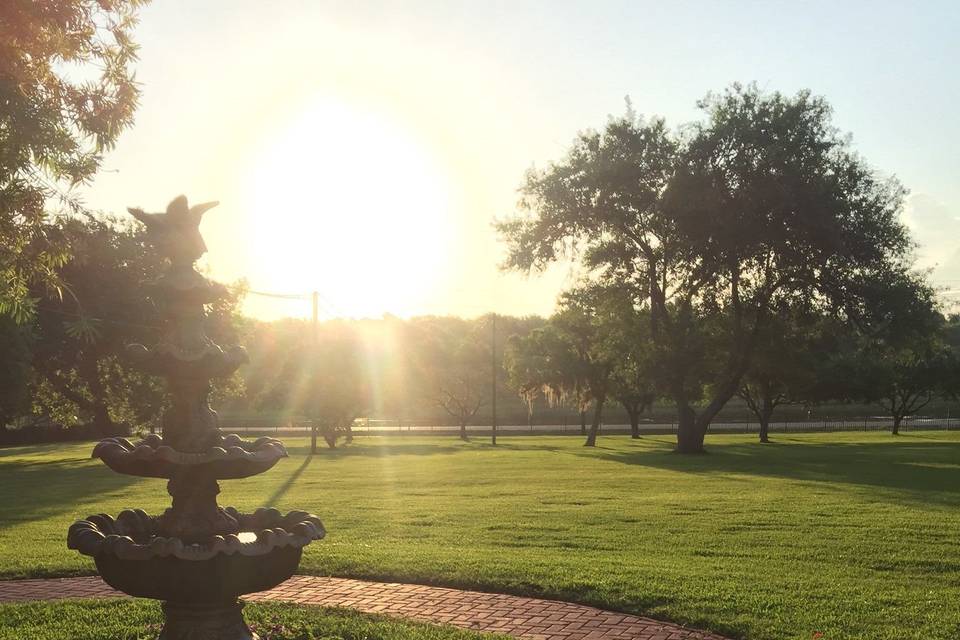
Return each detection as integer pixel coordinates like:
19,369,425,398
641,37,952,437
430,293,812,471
409,316,492,440
25,215,245,436
0,0,146,320
498,85,918,452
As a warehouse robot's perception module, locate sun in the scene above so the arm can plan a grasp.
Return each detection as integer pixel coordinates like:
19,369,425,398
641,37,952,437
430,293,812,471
241,96,456,319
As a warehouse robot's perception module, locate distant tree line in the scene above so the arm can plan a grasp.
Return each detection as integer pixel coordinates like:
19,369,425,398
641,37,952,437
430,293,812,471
504,282,960,446
241,314,544,451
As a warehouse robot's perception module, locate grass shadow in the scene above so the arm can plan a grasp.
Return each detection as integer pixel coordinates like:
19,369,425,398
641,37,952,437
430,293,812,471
0,458,141,531
477,442,564,453
579,436,960,507
266,454,312,506
0,442,92,459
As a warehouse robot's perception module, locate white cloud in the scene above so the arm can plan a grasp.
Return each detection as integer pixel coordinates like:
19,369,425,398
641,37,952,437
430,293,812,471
902,194,960,275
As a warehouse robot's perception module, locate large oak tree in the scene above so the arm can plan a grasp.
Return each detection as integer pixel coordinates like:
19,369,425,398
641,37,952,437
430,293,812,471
498,85,915,453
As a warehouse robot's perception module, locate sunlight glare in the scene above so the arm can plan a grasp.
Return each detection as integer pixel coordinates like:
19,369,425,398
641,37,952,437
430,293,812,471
243,97,456,318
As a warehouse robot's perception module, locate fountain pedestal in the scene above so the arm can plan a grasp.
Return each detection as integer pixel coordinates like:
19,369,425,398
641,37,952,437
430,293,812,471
160,601,255,640
67,196,325,639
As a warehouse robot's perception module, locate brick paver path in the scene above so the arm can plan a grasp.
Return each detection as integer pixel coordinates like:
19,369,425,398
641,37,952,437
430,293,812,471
0,575,729,640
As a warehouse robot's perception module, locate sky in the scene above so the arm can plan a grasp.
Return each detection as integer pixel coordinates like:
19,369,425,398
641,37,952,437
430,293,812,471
79,0,960,320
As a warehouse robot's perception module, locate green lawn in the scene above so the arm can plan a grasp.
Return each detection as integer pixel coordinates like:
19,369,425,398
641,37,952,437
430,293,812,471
1,432,958,640
0,599,498,640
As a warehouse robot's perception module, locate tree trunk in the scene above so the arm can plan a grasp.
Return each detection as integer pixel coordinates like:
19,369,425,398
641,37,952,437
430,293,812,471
624,402,640,439
892,415,902,435
459,421,469,441
584,398,605,447
79,357,118,437
579,409,587,435
91,402,114,437
759,396,774,443
675,403,705,454
310,425,317,454
758,416,770,443
345,421,354,443
324,433,338,448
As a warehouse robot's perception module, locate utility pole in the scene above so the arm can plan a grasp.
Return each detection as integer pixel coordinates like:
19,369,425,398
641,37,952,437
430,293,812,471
311,291,319,347
491,312,497,446
310,290,319,454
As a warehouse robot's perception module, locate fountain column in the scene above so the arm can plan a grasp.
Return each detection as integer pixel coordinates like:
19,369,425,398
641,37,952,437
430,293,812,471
68,196,325,640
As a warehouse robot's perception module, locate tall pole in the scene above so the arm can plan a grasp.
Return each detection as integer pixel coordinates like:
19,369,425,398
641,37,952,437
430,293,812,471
310,291,319,453
311,291,319,347
491,312,497,446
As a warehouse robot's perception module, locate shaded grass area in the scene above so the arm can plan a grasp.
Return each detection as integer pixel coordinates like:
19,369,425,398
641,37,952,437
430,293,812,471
0,432,958,640
0,599,498,640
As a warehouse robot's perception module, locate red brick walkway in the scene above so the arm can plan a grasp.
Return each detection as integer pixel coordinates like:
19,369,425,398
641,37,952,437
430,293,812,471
0,575,729,640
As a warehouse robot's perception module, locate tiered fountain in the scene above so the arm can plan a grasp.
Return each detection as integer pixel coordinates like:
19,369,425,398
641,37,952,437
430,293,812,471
68,196,325,639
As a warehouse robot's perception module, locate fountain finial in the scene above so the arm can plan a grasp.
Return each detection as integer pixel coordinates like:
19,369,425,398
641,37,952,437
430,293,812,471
127,195,219,266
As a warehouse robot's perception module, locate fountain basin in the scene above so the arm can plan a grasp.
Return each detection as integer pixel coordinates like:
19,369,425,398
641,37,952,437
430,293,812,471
97,544,303,603
93,434,288,479
68,507,324,602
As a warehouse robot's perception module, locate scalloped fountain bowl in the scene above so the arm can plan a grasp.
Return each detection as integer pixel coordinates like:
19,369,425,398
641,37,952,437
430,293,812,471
68,508,324,603
93,433,289,479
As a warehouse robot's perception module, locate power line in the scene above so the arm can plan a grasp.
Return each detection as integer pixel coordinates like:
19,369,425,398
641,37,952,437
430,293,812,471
247,290,310,300
246,287,349,321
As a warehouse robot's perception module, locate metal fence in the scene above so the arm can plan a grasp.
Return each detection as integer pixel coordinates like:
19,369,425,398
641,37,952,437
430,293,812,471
214,416,957,436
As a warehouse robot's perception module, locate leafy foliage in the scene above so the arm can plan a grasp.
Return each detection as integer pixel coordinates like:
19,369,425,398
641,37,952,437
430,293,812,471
595,294,656,439
737,306,841,441
498,84,917,452
837,284,960,434
505,288,653,446
0,317,32,427
261,321,370,450
28,216,160,433
23,215,245,435
409,316,491,439
0,0,147,320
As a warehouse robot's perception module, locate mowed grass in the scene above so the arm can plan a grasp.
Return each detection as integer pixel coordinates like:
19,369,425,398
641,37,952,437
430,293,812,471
0,432,957,640
0,599,500,640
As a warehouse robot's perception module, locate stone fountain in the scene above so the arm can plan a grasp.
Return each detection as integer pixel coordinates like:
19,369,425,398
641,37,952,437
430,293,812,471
68,196,325,639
